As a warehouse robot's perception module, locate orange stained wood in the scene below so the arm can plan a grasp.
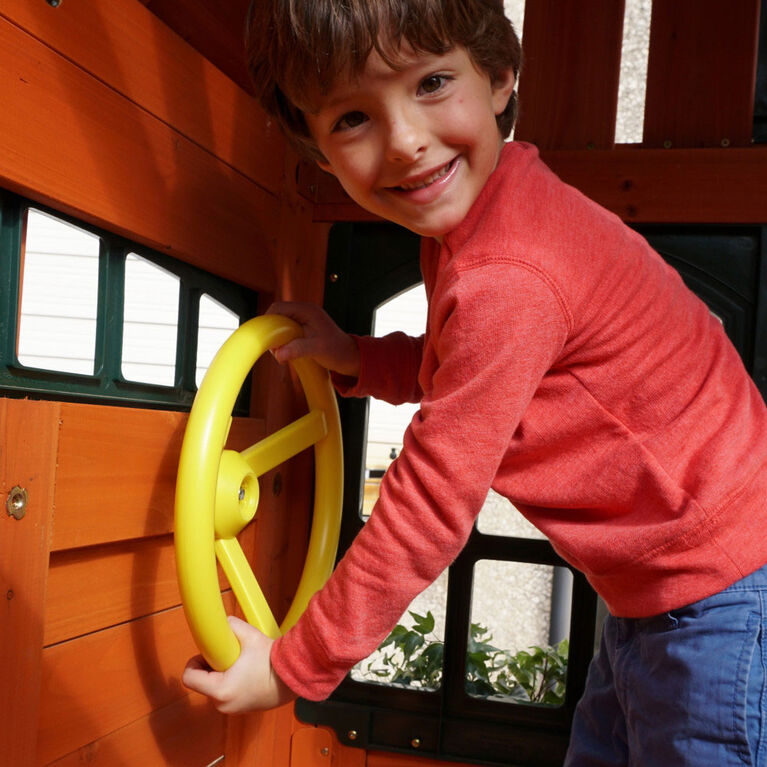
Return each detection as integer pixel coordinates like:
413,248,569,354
51,402,265,551
43,535,229,646
0,12,280,292
140,0,254,94
37,596,232,765
516,0,626,150
2,0,282,194
643,0,761,148
0,399,60,766
45,695,225,767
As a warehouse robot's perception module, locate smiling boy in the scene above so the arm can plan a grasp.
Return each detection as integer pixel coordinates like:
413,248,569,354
183,2,767,764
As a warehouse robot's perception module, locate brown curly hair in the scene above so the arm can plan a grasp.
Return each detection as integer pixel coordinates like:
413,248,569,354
246,0,522,161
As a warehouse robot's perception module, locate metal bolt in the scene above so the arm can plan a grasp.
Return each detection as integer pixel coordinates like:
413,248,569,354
721,138,731,148
238,486,246,501
46,0,62,6
411,738,422,749
6,590,14,601
347,730,358,741
663,139,673,149
320,747,330,757
329,273,340,283
6,486,28,520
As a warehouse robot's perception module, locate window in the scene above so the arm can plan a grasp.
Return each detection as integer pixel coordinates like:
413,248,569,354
0,191,258,410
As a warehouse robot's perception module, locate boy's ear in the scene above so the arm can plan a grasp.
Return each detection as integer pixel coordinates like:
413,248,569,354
317,159,336,176
491,67,517,116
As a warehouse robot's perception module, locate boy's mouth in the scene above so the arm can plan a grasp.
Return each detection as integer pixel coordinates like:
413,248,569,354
395,158,456,191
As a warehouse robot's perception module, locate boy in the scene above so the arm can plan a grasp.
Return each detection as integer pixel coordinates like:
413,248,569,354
183,1,767,763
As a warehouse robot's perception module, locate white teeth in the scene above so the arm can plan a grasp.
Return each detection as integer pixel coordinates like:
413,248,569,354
399,161,451,190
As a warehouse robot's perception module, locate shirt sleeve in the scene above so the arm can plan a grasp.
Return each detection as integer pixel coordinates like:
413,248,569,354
271,261,570,700
332,332,425,405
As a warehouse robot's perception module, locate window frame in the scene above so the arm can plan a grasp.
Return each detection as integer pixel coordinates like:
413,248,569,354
0,190,258,412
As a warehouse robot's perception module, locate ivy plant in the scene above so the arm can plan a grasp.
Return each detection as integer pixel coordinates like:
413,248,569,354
356,610,568,706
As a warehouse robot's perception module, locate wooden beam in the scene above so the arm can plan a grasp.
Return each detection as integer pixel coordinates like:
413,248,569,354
2,0,282,194
0,399,60,766
516,0,625,149
0,14,280,292
643,0,761,148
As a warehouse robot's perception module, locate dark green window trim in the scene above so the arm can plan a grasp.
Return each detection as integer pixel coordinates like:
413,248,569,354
0,190,258,412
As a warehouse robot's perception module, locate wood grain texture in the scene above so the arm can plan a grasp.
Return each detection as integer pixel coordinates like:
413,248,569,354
2,0,282,193
52,402,265,550
643,0,761,148
516,0,625,149
37,597,233,765
0,399,60,766
0,15,280,292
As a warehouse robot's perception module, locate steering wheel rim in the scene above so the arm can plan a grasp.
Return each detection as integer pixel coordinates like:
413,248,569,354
175,314,343,671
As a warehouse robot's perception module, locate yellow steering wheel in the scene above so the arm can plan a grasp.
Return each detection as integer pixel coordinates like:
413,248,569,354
175,314,343,671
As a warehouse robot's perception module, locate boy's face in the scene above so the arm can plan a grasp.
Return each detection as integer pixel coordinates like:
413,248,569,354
304,45,515,240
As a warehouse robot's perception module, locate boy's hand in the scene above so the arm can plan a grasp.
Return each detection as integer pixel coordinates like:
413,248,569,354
182,616,296,713
267,301,360,378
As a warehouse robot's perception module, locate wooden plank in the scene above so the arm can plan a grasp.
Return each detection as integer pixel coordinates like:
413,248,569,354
0,399,60,766
0,17,279,292
52,402,265,551
142,0,254,95
44,534,229,646
309,147,767,225
541,147,767,223
515,0,625,149
37,597,233,765
45,695,225,767
643,0,760,148
1,0,283,194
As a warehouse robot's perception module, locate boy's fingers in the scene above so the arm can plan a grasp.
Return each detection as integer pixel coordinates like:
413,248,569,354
182,658,224,696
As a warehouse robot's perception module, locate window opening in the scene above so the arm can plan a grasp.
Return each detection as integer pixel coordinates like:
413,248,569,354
122,253,180,387
363,283,426,518
615,0,651,144
467,560,571,707
476,490,547,540
0,191,258,409
17,209,100,375
196,294,241,388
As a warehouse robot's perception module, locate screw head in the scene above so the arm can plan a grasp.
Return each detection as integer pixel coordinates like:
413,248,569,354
6,486,28,520
411,738,422,749
347,730,358,741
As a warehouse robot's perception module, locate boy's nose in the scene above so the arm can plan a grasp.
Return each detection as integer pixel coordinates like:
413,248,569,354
384,110,428,163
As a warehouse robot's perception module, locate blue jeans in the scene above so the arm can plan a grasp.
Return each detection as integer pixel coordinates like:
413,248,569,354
565,563,767,766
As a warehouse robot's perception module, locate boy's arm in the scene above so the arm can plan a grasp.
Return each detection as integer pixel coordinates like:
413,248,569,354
333,331,425,404
271,263,570,701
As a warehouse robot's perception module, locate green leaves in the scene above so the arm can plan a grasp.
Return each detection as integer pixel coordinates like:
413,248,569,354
355,612,568,706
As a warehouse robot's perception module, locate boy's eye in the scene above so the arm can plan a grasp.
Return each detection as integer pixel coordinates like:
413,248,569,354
419,74,450,95
333,111,368,131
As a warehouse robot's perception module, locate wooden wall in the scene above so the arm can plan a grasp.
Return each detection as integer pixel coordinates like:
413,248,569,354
0,1,331,764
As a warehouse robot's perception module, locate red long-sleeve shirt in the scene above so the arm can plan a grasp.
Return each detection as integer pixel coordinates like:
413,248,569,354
272,142,767,701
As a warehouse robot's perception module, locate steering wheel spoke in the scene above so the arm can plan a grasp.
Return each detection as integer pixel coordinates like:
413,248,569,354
241,409,328,477
215,537,281,638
